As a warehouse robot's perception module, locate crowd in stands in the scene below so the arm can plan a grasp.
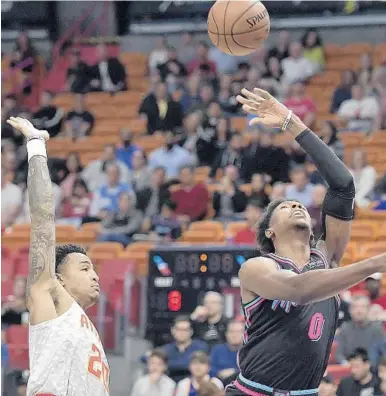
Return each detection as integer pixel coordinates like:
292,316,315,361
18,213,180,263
2,27,386,396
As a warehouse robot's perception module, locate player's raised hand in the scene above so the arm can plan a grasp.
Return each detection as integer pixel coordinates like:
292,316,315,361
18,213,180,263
237,88,295,131
6,117,49,141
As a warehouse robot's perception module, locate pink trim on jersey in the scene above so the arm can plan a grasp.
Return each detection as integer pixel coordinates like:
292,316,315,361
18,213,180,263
245,297,265,327
234,380,267,396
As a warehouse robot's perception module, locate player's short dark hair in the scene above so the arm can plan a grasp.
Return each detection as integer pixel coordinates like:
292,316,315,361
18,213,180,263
257,199,314,254
55,244,87,273
149,348,168,364
173,315,191,328
348,348,369,362
190,351,210,365
257,199,286,254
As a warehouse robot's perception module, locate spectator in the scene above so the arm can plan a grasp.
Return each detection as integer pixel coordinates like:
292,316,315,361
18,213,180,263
162,316,208,383
63,94,95,140
1,166,23,228
249,173,270,207
148,132,196,179
1,277,28,327
337,348,382,396
148,37,168,74
139,82,183,134
180,111,203,161
284,82,316,128
260,57,284,99
1,329,9,369
248,46,268,75
175,351,223,396
365,273,386,310
319,375,337,396
210,133,244,179
306,184,327,240
357,53,374,90
281,41,315,87
285,166,314,207
172,166,209,222
187,41,217,76
143,199,182,241
136,167,171,217
158,45,187,86
338,84,380,132
190,84,216,113
115,128,140,170
81,144,131,192
60,152,83,199
370,341,386,371
301,28,325,73
98,191,142,246
60,178,91,226
191,292,228,348
268,30,290,61
130,150,152,191
131,349,176,396
269,182,286,201
213,176,247,221
14,369,29,396
349,149,377,208
335,296,385,364
210,320,244,383
233,201,263,245
178,32,196,65
32,91,64,138
179,74,202,114
11,31,37,95
1,95,24,146
88,162,132,220
330,70,357,114
66,49,90,94
208,46,239,75
243,129,290,183
213,116,232,153
374,95,386,131
90,44,127,92
319,121,345,161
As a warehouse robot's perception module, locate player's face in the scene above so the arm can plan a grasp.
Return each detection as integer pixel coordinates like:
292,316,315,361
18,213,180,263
189,361,209,378
148,356,166,375
349,358,370,381
59,253,100,309
270,201,312,234
318,382,337,396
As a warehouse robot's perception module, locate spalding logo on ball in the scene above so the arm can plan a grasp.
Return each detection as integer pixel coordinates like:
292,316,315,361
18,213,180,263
207,0,270,56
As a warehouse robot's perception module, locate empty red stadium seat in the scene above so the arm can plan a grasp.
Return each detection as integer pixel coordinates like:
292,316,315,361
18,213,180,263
6,325,29,369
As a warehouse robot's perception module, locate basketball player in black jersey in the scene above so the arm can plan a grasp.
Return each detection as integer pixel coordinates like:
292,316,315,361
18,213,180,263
222,88,386,396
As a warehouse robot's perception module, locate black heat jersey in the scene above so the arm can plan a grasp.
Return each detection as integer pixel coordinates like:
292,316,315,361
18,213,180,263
237,248,339,391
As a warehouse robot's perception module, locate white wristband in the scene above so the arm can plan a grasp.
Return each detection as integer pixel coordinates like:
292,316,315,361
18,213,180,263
281,110,293,132
27,138,47,162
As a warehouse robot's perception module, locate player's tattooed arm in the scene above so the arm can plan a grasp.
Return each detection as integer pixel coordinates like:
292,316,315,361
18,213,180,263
26,155,56,300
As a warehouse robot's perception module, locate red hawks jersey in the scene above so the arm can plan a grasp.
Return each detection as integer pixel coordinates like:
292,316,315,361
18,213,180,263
27,302,109,396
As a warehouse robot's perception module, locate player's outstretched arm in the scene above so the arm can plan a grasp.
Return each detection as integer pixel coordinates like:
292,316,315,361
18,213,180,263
240,254,386,305
7,117,66,324
237,88,354,265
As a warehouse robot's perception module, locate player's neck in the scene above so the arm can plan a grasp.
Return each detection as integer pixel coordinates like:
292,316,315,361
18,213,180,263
274,235,311,267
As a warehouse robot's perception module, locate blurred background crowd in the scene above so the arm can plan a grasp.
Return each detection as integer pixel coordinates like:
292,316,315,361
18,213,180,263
1,1,386,396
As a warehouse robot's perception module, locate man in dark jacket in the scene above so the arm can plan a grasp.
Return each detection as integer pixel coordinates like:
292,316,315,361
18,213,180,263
89,44,127,92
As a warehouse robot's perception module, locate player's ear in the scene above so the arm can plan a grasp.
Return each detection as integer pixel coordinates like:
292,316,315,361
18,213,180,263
265,229,273,239
56,273,65,286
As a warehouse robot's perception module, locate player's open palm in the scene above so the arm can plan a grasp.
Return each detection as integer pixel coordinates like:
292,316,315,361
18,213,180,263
7,117,49,141
237,88,292,130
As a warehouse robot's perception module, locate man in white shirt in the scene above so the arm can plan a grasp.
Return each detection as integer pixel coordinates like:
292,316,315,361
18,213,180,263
338,84,380,132
281,42,315,87
131,349,176,396
1,167,23,228
148,132,197,179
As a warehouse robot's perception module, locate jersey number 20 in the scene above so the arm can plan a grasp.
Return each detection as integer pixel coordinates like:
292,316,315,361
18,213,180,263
88,343,110,391
308,312,325,341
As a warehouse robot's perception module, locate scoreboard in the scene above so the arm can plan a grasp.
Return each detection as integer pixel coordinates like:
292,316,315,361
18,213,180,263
146,245,258,345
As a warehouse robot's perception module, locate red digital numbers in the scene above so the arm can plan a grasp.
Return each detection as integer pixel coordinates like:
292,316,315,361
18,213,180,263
168,290,182,311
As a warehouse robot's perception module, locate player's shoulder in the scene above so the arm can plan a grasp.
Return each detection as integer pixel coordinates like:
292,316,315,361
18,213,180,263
239,256,279,278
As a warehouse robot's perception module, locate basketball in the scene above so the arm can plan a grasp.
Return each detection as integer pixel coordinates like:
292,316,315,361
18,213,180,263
207,0,270,56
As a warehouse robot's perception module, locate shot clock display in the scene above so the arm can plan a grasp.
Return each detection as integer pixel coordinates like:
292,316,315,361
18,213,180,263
146,245,258,345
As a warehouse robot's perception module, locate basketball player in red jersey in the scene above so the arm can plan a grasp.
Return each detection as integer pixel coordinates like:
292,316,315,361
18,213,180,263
7,117,109,396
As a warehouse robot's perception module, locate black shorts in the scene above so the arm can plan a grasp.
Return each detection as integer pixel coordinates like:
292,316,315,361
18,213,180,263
225,381,319,396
